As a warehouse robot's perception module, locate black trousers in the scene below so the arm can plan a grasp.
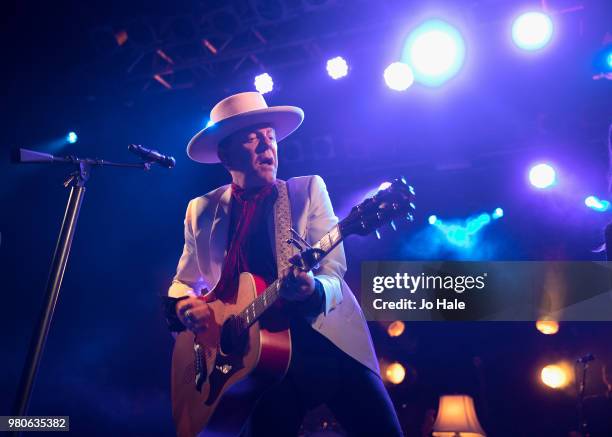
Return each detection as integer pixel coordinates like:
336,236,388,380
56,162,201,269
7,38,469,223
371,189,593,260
241,318,404,436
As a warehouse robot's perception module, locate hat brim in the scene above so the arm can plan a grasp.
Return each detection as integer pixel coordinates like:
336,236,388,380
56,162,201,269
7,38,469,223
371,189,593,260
187,106,304,164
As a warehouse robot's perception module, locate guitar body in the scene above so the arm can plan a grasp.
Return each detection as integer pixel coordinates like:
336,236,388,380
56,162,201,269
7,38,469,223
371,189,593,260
171,272,291,437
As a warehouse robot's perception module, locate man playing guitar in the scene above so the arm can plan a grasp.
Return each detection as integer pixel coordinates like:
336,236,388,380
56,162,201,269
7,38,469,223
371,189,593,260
165,92,403,436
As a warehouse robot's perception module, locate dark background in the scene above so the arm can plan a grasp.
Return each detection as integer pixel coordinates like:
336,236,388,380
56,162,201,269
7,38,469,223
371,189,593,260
2,0,612,435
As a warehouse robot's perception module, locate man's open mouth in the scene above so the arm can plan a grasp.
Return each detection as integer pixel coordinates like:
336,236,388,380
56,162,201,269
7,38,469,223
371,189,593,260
257,157,274,167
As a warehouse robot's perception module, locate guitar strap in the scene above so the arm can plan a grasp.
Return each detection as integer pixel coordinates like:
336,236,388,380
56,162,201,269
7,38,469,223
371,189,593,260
273,179,294,278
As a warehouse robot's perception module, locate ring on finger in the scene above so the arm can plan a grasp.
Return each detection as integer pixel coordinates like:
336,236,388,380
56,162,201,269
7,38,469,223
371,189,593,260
184,309,194,322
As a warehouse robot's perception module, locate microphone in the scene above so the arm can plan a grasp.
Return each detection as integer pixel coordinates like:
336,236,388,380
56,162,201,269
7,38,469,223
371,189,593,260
577,353,595,364
128,144,176,168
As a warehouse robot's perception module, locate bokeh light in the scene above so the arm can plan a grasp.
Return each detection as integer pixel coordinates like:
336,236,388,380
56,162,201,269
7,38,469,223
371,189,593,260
512,12,553,51
384,62,414,91
536,320,559,335
387,321,405,337
585,195,610,212
66,131,78,144
492,207,504,219
254,73,274,94
541,364,570,389
529,163,556,189
385,362,406,384
402,19,465,87
326,56,349,79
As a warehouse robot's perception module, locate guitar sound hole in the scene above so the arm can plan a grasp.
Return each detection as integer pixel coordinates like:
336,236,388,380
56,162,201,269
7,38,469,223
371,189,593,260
220,316,248,355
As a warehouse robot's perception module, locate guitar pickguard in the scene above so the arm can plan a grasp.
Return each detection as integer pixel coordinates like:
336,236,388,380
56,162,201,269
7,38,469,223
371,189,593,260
204,349,245,406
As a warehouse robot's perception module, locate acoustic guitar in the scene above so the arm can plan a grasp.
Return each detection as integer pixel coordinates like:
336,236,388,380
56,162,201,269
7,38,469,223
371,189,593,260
171,178,416,437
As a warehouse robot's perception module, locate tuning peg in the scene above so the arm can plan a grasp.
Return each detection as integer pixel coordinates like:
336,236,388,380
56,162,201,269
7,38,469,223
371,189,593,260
409,202,416,210
375,229,381,239
408,185,415,195
406,213,414,222
390,220,397,231
400,176,407,185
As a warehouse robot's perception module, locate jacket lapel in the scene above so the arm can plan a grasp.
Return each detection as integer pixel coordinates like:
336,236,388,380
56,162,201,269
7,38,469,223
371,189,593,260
209,185,232,289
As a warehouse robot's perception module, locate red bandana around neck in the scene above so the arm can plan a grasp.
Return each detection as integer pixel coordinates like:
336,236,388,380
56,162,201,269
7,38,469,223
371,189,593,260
214,182,276,300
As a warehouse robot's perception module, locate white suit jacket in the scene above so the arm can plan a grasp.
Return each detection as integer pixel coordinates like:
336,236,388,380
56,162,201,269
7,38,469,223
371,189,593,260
168,175,380,375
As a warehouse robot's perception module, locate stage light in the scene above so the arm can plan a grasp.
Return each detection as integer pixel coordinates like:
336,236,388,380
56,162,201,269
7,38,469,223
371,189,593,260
492,207,504,219
387,321,405,337
512,12,553,51
446,225,469,247
536,320,559,335
385,362,406,384
66,132,78,144
254,73,274,94
402,19,466,87
466,214,491,234
529,163,556,189
541,364,570,389
430,210,500,249
326,56,348,79
205,119,214,128
585,195,610,212
384,62,414,91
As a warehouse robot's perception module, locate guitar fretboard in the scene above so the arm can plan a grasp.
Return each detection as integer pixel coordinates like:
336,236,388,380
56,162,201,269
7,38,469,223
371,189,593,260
236,223,343,329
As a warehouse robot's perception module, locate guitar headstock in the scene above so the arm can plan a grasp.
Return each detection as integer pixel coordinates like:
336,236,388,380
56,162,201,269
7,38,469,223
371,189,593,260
340,178,416,237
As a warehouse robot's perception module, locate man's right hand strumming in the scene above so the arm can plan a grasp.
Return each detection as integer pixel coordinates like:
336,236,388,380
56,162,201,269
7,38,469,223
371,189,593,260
176,297,211,333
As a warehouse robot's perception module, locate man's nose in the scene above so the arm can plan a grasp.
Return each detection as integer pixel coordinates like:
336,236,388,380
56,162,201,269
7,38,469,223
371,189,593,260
256,135,273,152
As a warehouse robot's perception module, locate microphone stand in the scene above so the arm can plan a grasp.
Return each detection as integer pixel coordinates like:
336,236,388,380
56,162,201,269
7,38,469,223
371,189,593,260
11,149,157,430
576,358,592,436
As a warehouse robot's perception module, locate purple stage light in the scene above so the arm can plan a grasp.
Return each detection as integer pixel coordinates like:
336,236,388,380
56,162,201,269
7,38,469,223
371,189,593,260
254,73,274,94
384,62,414,91
326,56,349,79
512,11,553,51
402,19,465,87
529,163,556,189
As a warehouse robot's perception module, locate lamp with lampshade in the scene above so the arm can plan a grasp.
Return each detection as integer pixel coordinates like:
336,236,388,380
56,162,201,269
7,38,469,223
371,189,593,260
432,394,486,437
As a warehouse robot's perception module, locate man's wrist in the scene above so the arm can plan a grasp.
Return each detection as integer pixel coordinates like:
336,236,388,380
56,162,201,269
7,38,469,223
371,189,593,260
298,278,325,317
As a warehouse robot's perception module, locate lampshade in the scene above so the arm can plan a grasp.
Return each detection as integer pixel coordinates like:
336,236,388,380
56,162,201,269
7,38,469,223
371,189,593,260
432,395,486,437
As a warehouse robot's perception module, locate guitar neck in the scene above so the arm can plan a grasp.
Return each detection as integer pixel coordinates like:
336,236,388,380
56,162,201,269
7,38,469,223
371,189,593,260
237,224,343,328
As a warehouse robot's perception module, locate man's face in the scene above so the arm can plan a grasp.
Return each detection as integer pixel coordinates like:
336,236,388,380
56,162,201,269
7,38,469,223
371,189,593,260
222,124,278,184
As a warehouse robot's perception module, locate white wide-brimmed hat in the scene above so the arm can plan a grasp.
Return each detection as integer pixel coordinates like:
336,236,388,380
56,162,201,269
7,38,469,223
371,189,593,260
187,92,304,164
